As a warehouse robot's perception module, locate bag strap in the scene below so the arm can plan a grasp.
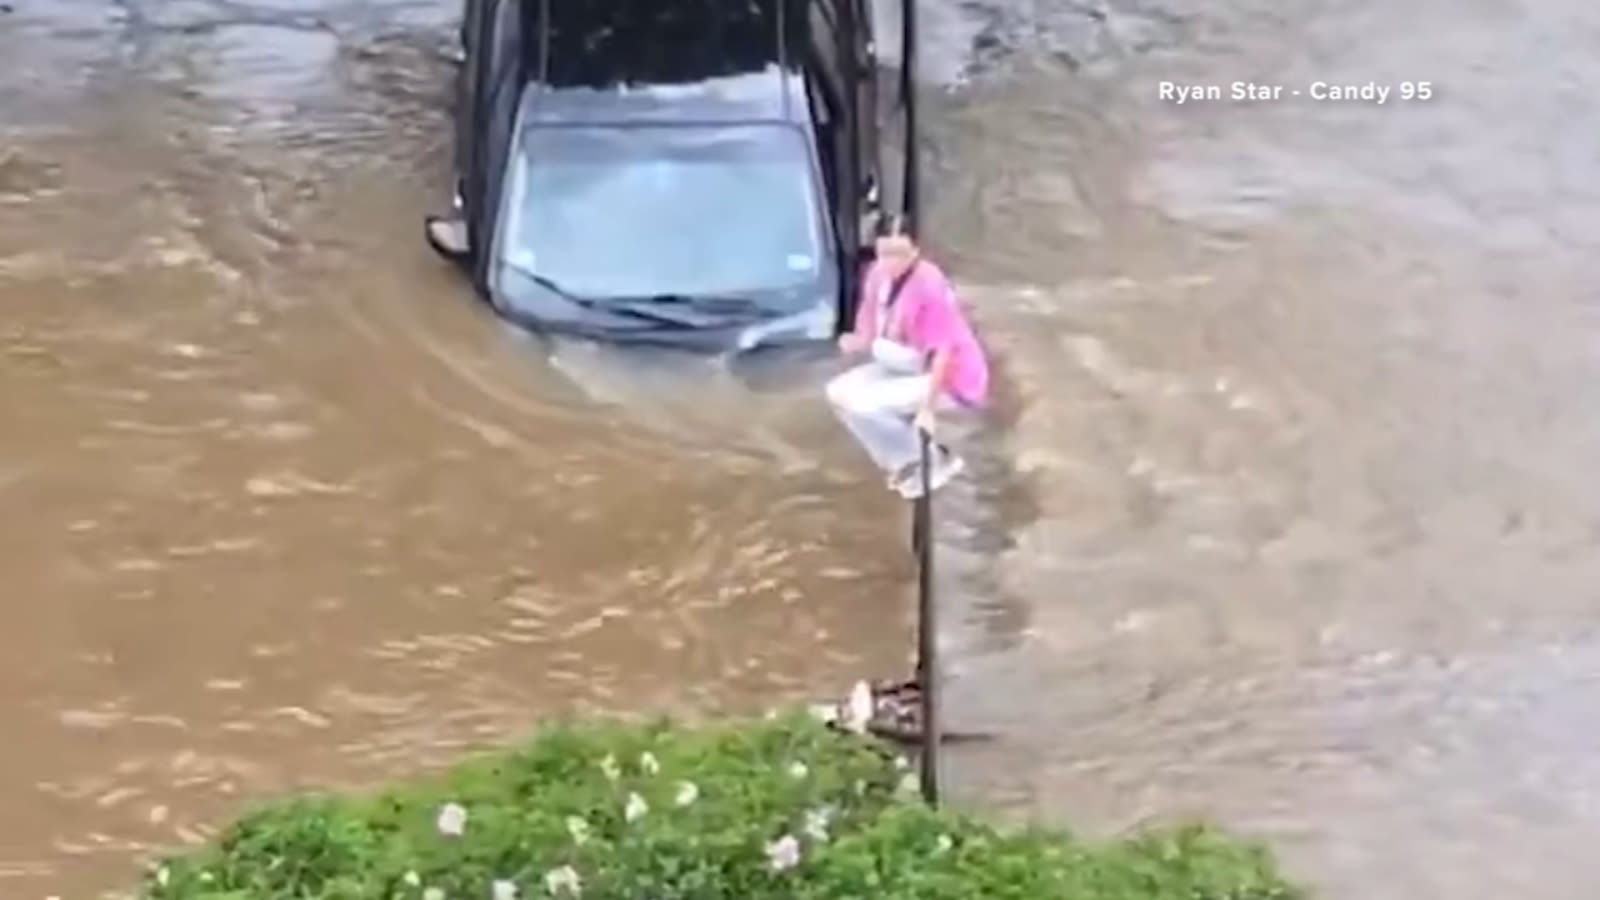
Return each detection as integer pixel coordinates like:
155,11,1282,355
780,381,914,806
883,259,920,311
876,259,921,337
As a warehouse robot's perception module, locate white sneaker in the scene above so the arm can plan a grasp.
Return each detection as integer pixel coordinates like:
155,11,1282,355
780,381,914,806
895,449,966,499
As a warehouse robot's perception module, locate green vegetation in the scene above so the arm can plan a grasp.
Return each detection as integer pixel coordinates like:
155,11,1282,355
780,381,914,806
139,715,1302,899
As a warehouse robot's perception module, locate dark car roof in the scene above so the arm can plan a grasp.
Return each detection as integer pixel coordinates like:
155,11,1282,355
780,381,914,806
522,64,813,127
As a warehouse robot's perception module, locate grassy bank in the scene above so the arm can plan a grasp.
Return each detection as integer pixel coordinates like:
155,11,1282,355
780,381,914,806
139,714,1302,899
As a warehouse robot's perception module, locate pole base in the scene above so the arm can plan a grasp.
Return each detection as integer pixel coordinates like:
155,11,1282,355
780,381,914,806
813,677,993,746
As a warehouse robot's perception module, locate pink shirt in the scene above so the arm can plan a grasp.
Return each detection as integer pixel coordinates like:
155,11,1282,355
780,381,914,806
854,258,990,406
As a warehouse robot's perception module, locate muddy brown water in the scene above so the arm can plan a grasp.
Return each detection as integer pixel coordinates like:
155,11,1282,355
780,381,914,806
4,0,1600,896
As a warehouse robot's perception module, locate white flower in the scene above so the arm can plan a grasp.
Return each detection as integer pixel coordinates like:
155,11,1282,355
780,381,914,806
787,760,809,780
199,871,214,883
437,801,468,836
155,866,170,887
403,870,422,886
764,708,780,720
935,834,955,854
599,753,621,781
493,878,520,900
624,791,649,822
674,780,699,807
638,751,660,775
803,806,833,842
893,755,911,770
897,773,919,796
565,815,591,845
423,888,446,900
765,834,802,872
844,680,874,734
545,864,582,895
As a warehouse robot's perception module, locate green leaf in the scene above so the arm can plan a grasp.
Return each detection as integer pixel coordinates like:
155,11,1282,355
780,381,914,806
134,715,1303,900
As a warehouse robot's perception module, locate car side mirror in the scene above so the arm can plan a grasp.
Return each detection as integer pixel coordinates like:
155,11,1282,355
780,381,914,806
424,215,472,266
858,176,882,250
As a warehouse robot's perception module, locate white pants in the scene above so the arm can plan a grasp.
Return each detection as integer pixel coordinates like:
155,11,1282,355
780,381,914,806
826,363,950,474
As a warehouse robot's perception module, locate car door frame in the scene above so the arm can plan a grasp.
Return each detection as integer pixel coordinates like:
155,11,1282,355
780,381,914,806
462,0,531,294
803,0,879,330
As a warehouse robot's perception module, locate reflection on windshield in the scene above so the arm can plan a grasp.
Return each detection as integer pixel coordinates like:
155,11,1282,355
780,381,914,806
494,123,827,304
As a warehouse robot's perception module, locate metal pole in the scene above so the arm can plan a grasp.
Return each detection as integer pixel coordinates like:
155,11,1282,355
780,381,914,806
899,0,919,236
915,429,941,806
897,0,936,806
838,0,862,329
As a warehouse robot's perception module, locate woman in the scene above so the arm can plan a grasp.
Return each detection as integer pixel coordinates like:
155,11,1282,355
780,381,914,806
825,217,990,499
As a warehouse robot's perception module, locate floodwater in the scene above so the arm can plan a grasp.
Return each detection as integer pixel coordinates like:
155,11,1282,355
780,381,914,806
3,0,1598,896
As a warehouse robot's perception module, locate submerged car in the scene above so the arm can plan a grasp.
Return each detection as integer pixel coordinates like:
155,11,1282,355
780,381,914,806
425,0,910,352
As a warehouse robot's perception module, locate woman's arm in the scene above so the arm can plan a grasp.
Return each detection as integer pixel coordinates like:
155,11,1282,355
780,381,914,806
853,263,881,338
922,346,954,412
840,264,879,352
914,273,962,413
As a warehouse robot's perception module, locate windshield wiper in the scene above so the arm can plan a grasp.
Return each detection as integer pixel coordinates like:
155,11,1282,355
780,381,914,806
605,293,768,319
643,293,757,314
501,262,703,330
501,262,589,305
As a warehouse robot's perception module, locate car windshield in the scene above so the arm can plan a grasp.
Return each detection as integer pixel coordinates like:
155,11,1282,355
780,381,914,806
495,123,828,305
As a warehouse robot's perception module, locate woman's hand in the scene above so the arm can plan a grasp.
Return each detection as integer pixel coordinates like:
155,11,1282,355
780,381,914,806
838,332,868,355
